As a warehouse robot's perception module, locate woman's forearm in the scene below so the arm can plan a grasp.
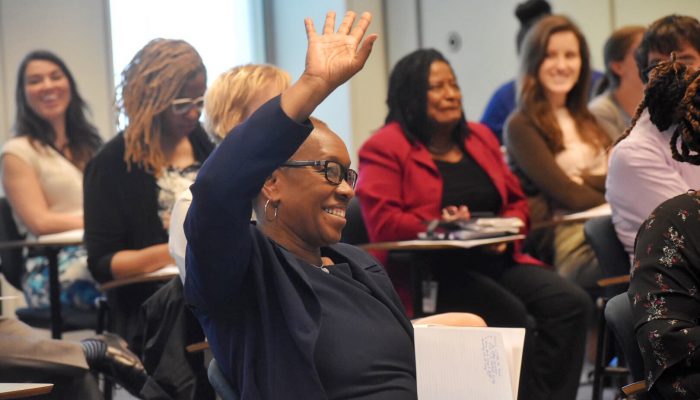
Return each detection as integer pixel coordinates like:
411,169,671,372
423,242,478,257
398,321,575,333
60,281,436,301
110,243,173,279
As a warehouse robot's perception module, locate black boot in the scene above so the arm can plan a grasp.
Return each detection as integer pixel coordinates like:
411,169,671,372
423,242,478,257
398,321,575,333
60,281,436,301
82,333,148,398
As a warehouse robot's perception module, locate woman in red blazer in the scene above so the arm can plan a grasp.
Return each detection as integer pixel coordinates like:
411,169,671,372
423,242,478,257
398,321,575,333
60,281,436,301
356,49,591,400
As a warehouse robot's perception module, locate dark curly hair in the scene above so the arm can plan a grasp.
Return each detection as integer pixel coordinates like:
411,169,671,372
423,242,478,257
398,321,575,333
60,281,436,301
385,48,469,147
14,50,102,169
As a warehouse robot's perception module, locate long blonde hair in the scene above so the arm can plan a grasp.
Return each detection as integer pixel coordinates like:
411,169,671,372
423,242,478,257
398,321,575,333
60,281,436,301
203,64,290,142
118,38,205,174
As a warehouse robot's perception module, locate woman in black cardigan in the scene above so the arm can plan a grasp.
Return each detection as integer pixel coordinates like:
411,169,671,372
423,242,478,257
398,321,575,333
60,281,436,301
83,39,213,344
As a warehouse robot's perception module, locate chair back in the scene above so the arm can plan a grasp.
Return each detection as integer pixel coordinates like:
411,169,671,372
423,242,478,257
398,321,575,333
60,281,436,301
340,197,370,245
0,197,25,289
208,358,238,400
584,215,630,296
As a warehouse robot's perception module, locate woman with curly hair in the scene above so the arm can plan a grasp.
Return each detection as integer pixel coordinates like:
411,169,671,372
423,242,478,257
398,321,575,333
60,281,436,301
2,50,102,310
83,39,214,342
627,57,700,398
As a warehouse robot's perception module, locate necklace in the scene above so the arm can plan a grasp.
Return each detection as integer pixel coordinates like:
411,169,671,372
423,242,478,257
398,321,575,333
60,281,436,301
310,262,330,274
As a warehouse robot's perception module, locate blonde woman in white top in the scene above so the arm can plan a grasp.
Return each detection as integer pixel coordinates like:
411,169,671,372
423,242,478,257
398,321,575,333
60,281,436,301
169,64,290,281
1,50,102,309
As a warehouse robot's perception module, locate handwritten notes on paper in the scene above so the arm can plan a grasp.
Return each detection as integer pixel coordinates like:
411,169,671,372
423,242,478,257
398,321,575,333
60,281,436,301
413,326,525,400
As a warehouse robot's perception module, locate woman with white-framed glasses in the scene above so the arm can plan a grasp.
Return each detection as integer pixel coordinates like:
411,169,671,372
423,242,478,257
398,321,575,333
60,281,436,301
83,38,214,345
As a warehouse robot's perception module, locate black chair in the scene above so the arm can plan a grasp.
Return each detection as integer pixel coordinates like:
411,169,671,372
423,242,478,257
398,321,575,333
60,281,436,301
0,197,99,337
584,215,631,298
340,197,370,245
584,215,634,400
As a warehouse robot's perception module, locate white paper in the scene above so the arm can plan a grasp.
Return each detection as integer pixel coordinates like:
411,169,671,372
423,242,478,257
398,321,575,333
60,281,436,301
405,235,525,249
36,229,84,244
413,326,525,400
561,203,611,222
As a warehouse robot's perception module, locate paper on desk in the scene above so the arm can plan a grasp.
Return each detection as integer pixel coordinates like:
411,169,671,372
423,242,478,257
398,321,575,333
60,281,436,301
36,229,84,244
409,235,524,248
145,265,179,278
414,326,525,400
561,203,611,222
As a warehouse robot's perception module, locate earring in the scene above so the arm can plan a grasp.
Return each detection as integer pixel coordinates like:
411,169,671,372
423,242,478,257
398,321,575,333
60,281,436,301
264,199,279,222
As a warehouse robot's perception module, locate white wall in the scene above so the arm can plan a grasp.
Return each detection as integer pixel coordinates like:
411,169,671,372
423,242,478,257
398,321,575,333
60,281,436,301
0,0,115,142
384,0,700,122
267,0,352,146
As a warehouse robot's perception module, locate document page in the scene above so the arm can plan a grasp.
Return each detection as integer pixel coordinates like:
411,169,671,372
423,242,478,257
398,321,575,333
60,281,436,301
413,326,525,400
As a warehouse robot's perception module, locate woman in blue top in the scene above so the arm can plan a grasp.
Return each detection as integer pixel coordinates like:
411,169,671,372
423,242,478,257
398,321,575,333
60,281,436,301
184,11,435,399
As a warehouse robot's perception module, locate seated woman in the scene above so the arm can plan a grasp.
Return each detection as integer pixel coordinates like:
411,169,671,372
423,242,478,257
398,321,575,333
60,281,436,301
84,39,213,343
505,15,611,290
628,59,700,398
588,25,645,141
356,48,591,400
185,11,483,398
169,64,291,281
1,50,102,310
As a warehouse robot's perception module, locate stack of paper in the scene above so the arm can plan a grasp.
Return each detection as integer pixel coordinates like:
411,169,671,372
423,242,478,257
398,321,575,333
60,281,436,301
413,326,525,400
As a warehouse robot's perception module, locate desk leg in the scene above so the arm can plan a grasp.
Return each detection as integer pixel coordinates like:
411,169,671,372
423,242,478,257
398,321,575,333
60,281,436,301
47,247,62,339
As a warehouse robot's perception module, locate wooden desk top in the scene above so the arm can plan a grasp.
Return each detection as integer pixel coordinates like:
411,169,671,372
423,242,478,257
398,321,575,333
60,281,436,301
0,383,53,399
360,234,525,251
99,265,180,291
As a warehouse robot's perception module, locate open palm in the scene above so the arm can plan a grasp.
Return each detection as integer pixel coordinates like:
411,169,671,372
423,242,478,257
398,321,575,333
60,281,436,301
304,11,377,91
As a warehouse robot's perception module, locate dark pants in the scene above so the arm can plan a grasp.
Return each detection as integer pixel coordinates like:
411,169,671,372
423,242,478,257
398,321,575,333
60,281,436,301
430,250,592,400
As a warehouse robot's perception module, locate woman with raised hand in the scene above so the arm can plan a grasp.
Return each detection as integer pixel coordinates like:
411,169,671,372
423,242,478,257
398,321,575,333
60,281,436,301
169,64,291,281
184,11,433,398
84,39,214,343
2,50,102,310
505,15,611,290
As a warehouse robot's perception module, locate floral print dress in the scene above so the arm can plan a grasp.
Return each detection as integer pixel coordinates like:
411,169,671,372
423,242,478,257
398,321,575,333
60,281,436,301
629,190,700,398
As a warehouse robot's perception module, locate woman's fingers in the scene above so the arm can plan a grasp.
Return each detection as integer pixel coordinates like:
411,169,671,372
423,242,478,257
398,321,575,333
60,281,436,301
304,17,317,40
336,11,355,35
350,11,372,42
322,11,336,35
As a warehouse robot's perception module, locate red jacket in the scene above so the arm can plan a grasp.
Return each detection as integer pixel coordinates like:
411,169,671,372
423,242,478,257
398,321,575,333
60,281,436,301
356,121,544,314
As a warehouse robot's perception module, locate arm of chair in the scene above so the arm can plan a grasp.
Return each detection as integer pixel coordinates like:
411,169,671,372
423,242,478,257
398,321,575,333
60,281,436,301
621,380,646,397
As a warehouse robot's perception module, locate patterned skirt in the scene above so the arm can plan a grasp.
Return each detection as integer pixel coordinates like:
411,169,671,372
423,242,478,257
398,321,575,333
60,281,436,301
22,245,101,310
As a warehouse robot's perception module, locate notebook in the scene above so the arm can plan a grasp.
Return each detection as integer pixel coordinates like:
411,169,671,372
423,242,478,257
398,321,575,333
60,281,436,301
413,325,525,400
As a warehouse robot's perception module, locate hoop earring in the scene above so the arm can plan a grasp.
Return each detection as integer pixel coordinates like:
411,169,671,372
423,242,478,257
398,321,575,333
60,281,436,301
264,199,279,222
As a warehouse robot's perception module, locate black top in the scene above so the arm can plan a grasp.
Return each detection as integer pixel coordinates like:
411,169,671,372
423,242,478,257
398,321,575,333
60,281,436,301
435,151,502,214
184,98,415,398
84,123,214,345
303,258,417,399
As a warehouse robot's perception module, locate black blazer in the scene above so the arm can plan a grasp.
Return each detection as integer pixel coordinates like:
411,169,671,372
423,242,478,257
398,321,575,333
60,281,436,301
184,97,414,399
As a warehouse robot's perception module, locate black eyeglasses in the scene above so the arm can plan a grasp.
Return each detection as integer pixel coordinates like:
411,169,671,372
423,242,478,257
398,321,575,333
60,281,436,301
280,160,358,189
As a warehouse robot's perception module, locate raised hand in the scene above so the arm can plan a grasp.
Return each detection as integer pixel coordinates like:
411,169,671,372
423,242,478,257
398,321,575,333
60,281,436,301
280,11,377,122
303,11,377,93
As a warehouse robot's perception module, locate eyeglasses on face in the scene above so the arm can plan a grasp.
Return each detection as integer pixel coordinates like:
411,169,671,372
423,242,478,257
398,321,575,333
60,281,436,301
280,160,358,189
170,96,204,115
